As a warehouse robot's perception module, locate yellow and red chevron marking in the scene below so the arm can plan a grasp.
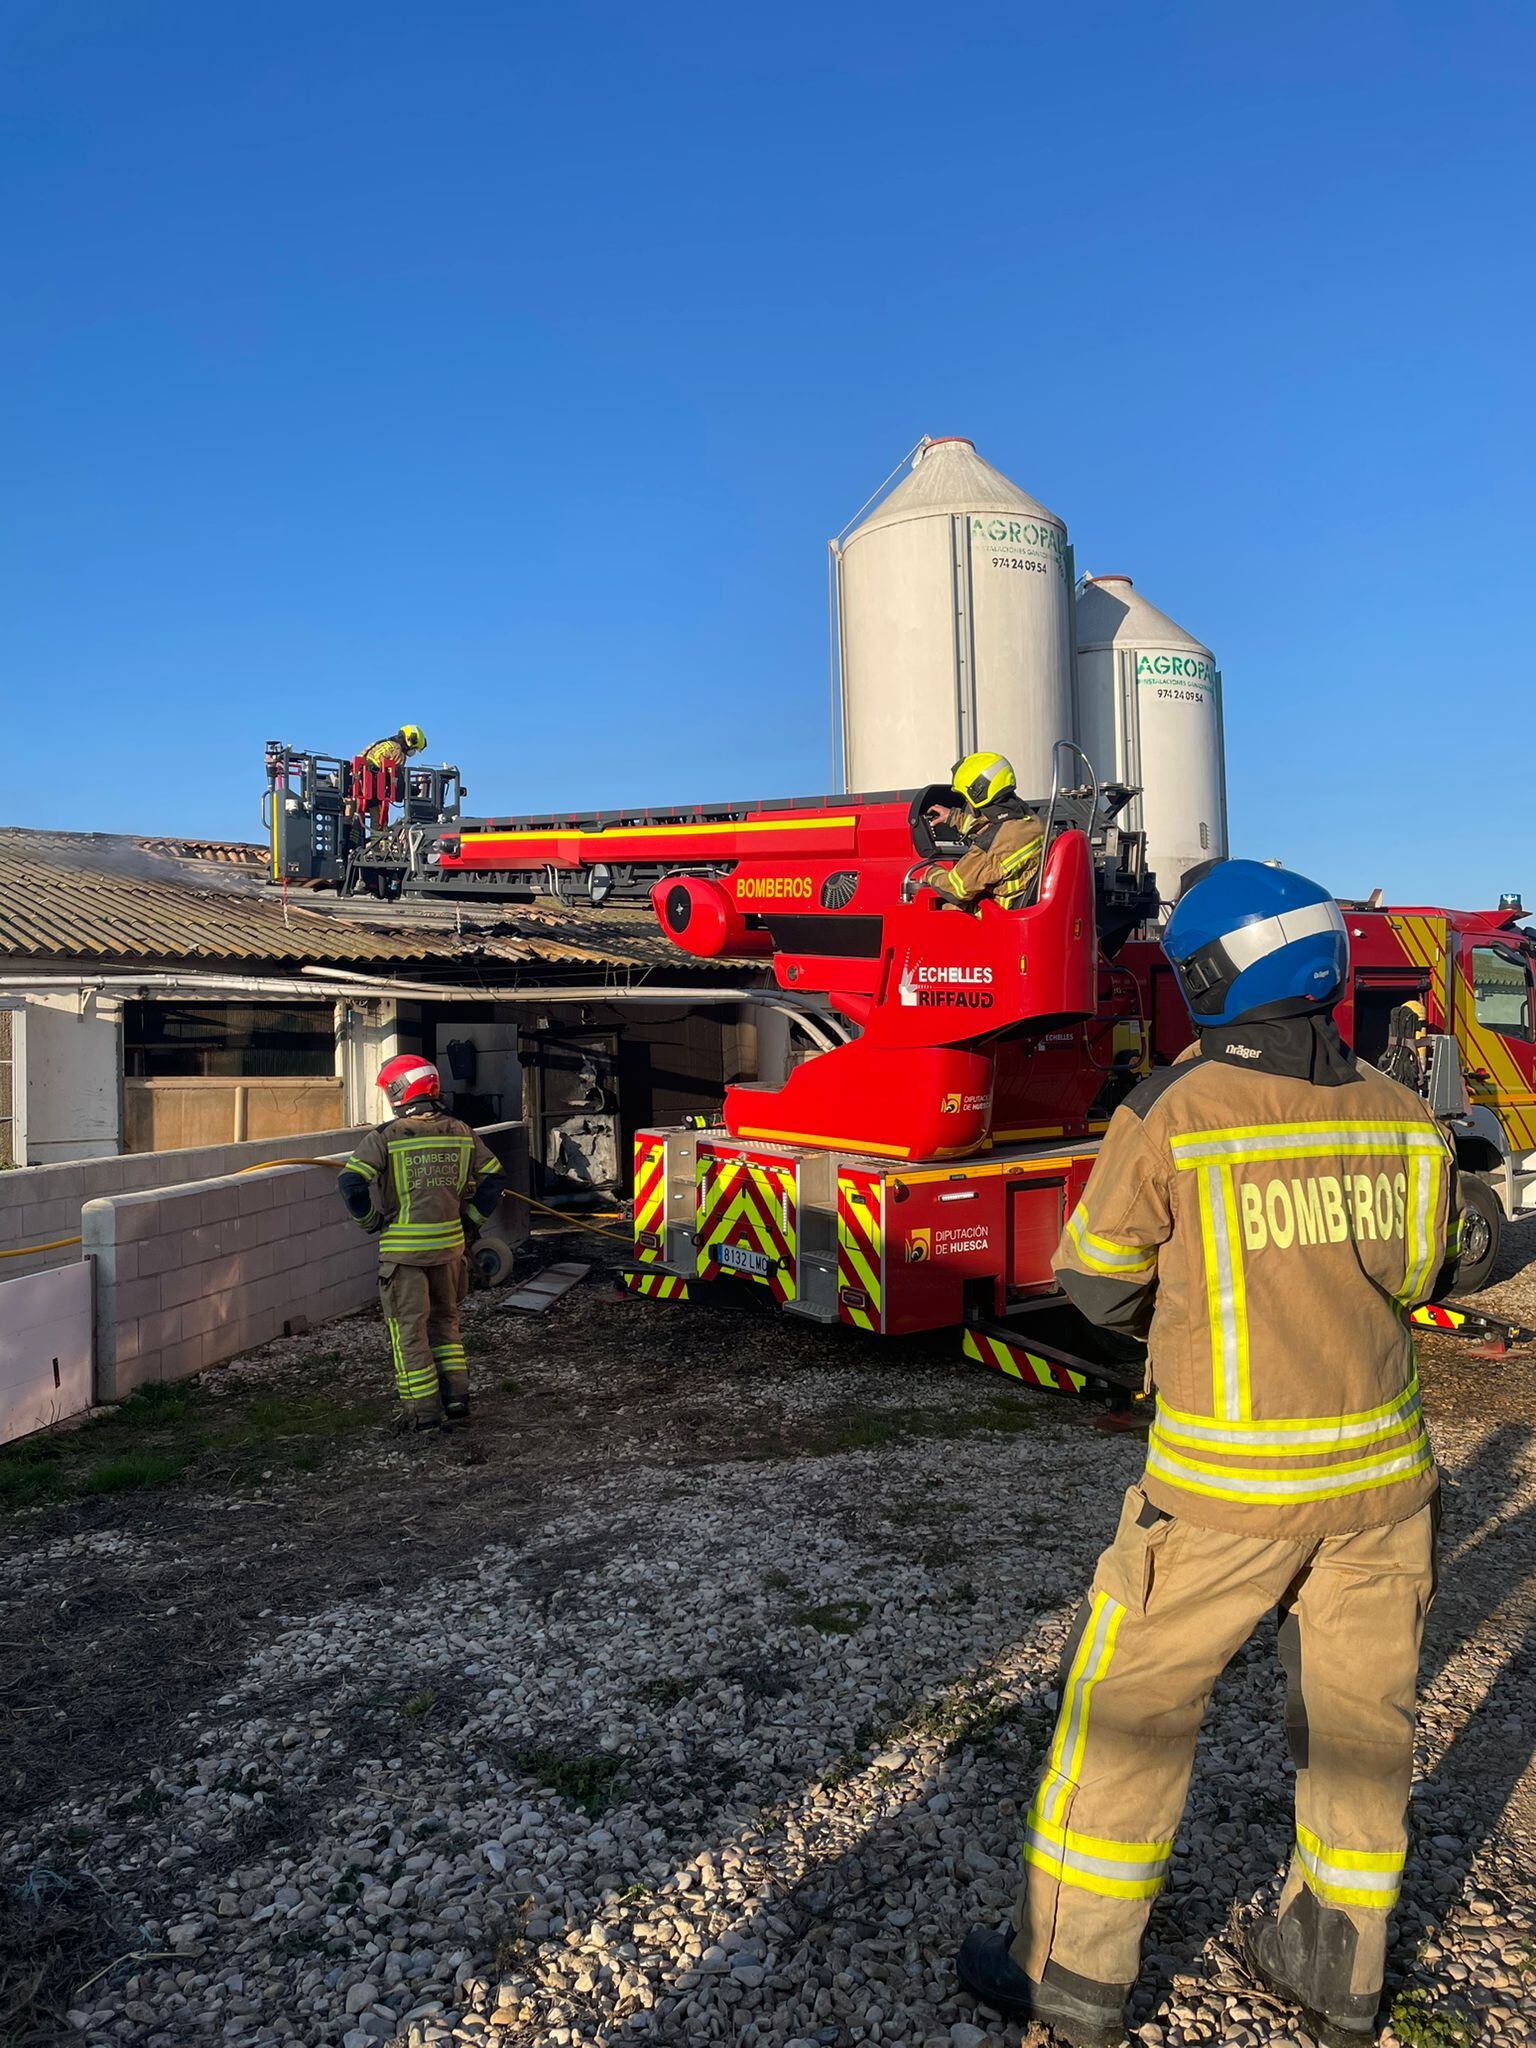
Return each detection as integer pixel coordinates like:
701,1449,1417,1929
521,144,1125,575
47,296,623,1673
962,1328,1091,1395
1411,1302,1535,1342
633,1133,668,1266
836,1169,884,1332
694,1148,798,1304
1412,1302,1470,1331
620,1270,691,1301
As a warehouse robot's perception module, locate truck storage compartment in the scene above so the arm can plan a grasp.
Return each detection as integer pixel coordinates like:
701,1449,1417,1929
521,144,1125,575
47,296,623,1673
1007,1177,1068,1294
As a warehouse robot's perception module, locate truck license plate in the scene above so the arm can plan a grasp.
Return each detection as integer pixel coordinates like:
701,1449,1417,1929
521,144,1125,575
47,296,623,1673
719,1241,771,1277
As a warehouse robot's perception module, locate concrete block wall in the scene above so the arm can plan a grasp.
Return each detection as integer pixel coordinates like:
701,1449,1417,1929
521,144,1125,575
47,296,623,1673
0,1127,369,1283
84,1163,378,1399
81,1121,531,1399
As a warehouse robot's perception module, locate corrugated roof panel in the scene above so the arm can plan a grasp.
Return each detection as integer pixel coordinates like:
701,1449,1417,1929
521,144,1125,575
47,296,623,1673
0,831,762,980
0,839,448,967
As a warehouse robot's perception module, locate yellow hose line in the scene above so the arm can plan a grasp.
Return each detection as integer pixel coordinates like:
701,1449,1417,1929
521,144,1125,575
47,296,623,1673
234,1158,341,1173
506,1187,635,1247
237,1155,639,1247
0,1164,636,1261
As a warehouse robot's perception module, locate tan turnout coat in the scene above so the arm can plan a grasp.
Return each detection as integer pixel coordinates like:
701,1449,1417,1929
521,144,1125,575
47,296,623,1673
342,1111,500,1268
924,801,1044,908
1055,1045,1455,1537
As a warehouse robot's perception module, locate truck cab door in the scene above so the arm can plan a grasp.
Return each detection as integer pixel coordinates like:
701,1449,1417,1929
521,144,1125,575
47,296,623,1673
1456,935,1536,1154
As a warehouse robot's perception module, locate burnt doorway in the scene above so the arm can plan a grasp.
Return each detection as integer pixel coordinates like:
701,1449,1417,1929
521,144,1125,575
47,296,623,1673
519,1026,621,1195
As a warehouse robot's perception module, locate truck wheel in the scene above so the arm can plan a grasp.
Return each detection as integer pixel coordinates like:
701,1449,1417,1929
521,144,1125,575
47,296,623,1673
1454,1173,1501,1294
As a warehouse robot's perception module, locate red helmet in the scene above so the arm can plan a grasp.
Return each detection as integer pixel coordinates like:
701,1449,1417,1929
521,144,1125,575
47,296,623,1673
377,1055,441,1110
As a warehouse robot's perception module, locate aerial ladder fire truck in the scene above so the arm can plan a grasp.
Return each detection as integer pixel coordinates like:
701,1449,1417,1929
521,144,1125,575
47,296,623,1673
267,740,1536,1391
428,744,1156,1396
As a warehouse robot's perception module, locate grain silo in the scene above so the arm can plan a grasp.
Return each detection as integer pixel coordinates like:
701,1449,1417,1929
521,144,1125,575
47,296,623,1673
1074,573,1226,908
833,437,1074,796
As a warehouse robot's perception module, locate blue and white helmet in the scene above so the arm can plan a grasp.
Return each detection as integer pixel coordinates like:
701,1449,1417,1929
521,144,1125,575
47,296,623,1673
1163,860,1348,1026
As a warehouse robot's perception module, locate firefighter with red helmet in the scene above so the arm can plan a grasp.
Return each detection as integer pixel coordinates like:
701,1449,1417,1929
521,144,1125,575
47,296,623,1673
958,859,1458,2048
337,1055,506,1429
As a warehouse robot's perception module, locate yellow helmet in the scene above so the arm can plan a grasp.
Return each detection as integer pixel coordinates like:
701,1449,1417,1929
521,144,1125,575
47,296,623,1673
951,751,1017,810
398,724,427,755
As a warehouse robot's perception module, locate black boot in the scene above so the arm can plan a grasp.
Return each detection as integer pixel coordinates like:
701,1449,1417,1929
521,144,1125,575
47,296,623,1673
955,1927,1126,2047
391,1406,443,1437
1244,1901,1380,2046
442,1396,470,1424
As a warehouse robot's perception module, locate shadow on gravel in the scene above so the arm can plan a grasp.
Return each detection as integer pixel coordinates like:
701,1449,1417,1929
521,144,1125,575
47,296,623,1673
778,1418,1536,2045
1484,1211,1536,1290
1383,1420,1536,2034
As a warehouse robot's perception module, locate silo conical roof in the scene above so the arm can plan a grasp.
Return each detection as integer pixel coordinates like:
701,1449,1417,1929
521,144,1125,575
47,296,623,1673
848,436,1064,537
1075,574,1210,656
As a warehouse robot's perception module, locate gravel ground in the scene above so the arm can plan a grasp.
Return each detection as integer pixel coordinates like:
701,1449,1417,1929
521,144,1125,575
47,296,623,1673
2,1218,1535,2048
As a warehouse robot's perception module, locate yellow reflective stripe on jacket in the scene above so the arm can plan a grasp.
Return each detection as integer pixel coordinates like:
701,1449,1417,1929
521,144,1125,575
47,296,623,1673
1153,1374,1422,1452
1065,1208,1157,1277
994,841,1042,908
1399,1149,1444,1303
1173,1119,1445,1143
379,1225,465,1257
1171,1121,1446,1169
1196,1163,1250,1419
1296,1825,1403,1909
343,1155,378,1181
1145,1432,1432,1505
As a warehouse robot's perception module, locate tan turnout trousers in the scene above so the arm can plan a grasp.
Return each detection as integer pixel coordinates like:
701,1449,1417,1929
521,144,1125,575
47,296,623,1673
1011,1482,1437,2027
379,1257,469,1418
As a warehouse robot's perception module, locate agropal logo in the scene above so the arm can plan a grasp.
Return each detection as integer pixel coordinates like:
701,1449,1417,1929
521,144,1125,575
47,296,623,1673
969,515,1068,583
1136,651,1216,688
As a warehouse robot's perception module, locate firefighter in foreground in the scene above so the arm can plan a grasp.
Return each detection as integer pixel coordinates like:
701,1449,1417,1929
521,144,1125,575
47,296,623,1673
957,860,1456,2048
918,750,1045,906
337,1055,506,1429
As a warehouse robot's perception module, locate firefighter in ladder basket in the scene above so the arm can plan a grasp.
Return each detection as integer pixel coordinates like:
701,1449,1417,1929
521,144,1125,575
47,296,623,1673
337,1056,506,1431
957,859,1459,2048
352,722,428,832
916,750,1046,908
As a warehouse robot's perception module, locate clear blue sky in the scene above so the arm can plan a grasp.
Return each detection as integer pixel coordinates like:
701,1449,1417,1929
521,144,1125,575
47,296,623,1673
3,1,1531,906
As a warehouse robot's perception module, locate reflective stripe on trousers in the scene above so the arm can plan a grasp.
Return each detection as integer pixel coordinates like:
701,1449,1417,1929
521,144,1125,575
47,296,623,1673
379,1258,469,1411
1010,1486,1433,2013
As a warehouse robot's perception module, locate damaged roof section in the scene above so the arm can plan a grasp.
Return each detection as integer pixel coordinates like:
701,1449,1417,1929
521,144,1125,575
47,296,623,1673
0,831,759,982
0,833,441,967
